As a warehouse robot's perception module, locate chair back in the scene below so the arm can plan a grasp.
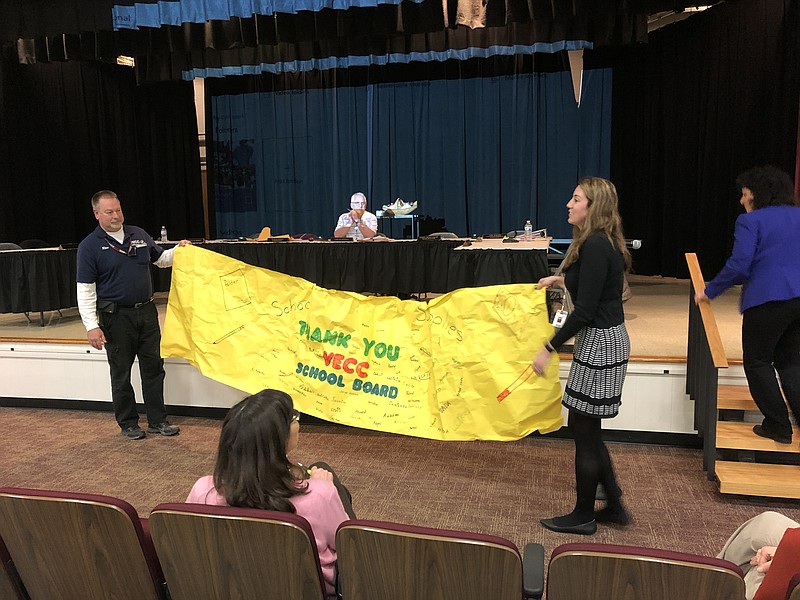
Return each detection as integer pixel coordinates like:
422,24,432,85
18,239,52,249
0,243,22,251
335,519,524,600
546,542,745,600
0,487,165,600
0,534,26,600
149,503,326,600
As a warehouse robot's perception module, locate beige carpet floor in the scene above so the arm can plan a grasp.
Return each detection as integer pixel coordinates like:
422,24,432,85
1,406,798,561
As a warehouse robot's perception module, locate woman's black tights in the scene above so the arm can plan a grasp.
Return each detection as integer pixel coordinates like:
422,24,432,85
568,410,620,521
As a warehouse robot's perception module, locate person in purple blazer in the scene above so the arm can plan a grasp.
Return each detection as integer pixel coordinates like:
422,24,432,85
695,166,800,445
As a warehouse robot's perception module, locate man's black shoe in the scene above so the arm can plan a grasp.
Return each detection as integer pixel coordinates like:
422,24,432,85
148,422,180,436
122,426,146,440
753,424,791,444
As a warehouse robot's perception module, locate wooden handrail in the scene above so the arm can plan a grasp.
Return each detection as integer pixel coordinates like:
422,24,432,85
685,253,728,368
0,337,87,345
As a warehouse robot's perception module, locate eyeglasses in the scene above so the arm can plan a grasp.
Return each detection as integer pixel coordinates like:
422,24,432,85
290,409,300,424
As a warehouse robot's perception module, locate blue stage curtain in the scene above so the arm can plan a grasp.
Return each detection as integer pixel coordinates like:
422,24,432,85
211,67,611,239
111,0,426,29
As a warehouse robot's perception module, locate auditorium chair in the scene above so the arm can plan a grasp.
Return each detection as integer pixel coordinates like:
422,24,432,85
544,542,746,599
335,519,544,599
149,503,328,600
0,487,166,600
751,526,800,600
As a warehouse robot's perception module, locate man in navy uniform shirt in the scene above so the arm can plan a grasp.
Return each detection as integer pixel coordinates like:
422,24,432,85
77,190,190,440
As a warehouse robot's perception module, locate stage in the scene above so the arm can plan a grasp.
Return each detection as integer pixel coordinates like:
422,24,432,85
0,274,744,360
0,274,746,437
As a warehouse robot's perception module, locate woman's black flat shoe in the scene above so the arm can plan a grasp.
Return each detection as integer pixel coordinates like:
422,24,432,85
540,518,597,535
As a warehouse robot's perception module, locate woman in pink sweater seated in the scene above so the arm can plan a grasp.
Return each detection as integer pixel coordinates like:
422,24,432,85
186,389,354,597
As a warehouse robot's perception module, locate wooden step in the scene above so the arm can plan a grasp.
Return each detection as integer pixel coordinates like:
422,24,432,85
716,421,800,452
717,385,757,411
716,461,800,498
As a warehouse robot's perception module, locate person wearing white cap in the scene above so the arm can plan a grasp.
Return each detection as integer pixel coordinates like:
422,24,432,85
333,192,378,239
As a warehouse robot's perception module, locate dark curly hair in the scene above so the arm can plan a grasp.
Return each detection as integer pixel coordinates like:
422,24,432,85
735,166,797,210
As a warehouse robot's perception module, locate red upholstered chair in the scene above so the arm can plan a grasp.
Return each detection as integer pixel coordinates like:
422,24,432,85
0,487,166,600
149,502,328,600
754,528,800,600
335,519,544,600
545,542,746,600
0,534,27,600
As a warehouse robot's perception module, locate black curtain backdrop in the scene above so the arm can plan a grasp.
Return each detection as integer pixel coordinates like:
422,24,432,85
0,0,707,42
0,46,13,244
5,0,656,84
609,0,799,277
796,97,800,198
1,0,797,275
0,43,204,246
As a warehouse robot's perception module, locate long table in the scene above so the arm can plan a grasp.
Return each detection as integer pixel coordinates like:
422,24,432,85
0,249,77,315
0,240,549,315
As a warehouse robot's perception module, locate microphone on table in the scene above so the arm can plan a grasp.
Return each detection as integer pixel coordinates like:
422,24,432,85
626,239,642,250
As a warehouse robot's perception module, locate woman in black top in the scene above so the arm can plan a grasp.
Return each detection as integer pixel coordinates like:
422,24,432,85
534,177,631,535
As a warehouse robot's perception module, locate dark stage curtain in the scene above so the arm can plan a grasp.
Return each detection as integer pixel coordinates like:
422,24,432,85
0,45,13,245
204,56,611,240
0,0,706,44
0,46,204,245
796,97,800,199
0,0,114,40
5,1,654,85
609,0,800,277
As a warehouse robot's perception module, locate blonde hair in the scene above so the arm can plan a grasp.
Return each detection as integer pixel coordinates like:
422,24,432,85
562,177,631,271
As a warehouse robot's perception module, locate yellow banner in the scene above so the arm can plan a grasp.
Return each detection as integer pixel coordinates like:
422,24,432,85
161,245,563,441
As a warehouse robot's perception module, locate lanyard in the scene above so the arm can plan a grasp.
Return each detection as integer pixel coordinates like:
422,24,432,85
107,236,135,257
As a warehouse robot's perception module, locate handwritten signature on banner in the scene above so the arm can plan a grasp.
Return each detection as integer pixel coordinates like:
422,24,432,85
161,245,563,441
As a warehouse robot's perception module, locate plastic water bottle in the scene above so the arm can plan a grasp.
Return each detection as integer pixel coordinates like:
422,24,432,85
160,225,168,242
524,220,533,242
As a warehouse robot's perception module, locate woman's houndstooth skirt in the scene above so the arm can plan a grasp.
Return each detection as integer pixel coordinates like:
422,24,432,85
562,323,630,418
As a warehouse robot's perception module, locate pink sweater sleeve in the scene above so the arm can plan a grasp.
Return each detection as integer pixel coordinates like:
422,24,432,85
185,475,227,505
292,479,350,595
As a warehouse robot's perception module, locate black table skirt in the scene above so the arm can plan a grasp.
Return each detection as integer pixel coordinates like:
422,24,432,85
1,242,548,314
0,250,77,313
200,241,462,295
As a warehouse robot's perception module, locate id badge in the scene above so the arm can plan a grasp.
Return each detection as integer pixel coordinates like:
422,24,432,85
552,309,568,328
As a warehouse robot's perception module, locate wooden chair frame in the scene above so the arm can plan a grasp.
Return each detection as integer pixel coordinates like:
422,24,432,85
546,542,746,600
335,519,543,600
149,502,328,600
0,487,165,600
